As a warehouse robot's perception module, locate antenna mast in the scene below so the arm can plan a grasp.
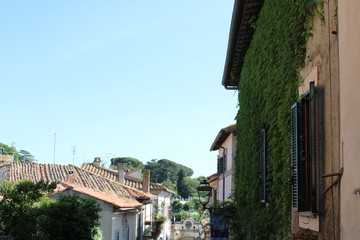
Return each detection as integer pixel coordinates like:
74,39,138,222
72,146,76,165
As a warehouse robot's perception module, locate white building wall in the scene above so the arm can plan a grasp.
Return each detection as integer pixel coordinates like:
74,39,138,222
217,178,224,201
217,132,236,201
111,212,138,240
144,202,153,222
156,191,172,240
224,174,232,199
220,134,235,171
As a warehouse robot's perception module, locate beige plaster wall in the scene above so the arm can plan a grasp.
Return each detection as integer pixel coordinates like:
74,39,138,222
295,1,341,239
338,1,360,239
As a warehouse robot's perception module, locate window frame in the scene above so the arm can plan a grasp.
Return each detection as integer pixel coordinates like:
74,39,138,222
291,81,317,213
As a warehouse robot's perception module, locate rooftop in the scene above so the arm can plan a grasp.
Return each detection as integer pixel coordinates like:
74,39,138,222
222,0,264,89
55,180,142,209
0,162,155,205
210,124,237,151
82,163,175,195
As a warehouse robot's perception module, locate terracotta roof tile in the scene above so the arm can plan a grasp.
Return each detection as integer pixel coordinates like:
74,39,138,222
1,162,155,204
81,163,175,194
210,124,236,151
0,155,14,163
55,181,142,208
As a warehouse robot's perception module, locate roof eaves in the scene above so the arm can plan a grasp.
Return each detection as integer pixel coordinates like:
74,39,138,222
56,180,143,208
81,163,171,196
222,0,264,90
210,124,236,151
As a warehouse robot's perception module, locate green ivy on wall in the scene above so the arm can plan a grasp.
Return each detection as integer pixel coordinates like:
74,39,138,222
232,0,315,239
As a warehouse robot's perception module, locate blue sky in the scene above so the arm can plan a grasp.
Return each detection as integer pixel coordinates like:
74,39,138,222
0,1,237,177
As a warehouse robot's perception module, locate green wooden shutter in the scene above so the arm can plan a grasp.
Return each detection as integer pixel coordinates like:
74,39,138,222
259,129,267,203
217,157,224,175
291,102,306,211
309,81,317,213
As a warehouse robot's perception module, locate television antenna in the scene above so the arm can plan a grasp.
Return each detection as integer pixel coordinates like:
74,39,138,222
72,146,77,165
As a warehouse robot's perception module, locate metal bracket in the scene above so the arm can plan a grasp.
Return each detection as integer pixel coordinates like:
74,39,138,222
321,167,344,195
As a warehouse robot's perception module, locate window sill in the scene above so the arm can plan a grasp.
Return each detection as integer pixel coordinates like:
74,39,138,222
299,211,318,218
299,212,320,232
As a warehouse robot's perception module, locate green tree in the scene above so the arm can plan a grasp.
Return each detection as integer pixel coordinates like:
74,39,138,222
161,179,177,192
0,142,19,161
110,157,144,171
0,143,37,163
176,169,191,198
183,202,193,211
174,210,190,221
183,177,200,197
144,159,194,184
0,180,101,240
143,159,162,183
171,200,204,221
0,180,56,239
39,195,101,240
177,169,200,199
18,149,36,162
171,200,184,214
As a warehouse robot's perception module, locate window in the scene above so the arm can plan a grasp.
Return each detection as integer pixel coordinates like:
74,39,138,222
259,129,267,203
217,156,225,175
217,148,227,175
291,81,317,213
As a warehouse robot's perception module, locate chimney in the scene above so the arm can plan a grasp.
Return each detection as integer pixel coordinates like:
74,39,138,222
67,170,75,184
117,163,125,183
93,157,101,166
143,169,151,193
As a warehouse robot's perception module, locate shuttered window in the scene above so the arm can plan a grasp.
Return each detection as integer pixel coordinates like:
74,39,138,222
291,81,317,213
259,129,267,203
291,102,306,211
217,156,224,175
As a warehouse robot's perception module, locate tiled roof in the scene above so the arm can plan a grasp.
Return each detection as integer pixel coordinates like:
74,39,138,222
55,180,142,208
210,124,237,151
81,163,175,194
222,0,264,89
0,162,154,202
0,155,14,163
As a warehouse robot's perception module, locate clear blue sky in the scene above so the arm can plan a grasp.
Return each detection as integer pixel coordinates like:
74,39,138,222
0,1,237,178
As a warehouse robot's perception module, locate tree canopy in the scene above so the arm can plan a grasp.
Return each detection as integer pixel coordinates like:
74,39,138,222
110,157,144,171
176,170,202,199
144,159,193,183
0,180,101,240
0,142,18,161
0,142,36,162
109,156,199,198
39,195,101,240
0,180,56,239
18,149,36,162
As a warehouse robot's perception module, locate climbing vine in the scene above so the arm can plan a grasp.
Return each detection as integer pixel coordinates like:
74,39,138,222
232,0,316,239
